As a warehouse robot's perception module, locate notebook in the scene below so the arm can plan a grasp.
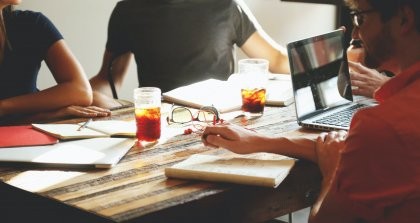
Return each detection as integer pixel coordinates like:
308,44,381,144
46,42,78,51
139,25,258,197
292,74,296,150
162,76,293,113
287,29,376,131
165,153,295,188
0,138,135,168
31,120,136,140
0,125,58,148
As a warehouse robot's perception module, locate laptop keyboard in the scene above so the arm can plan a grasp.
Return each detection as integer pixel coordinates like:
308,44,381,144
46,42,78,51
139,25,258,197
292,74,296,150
313,104,367,128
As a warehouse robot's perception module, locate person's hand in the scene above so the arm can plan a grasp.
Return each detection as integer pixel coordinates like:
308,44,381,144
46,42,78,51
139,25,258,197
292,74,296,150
49,105,111,118
315,131,347,180
349,61,391,98
24,105,111,123
202,123,265,154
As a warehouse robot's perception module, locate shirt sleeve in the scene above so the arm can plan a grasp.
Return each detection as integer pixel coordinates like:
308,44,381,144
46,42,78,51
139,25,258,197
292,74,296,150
23,11,63,58
106,2,131,55
37,13,63,45
232,2,256,47
331,110,416,221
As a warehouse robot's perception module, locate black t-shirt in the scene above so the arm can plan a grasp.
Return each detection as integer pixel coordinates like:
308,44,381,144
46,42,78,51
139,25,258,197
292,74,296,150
0,10,63,124
107,0,256,92
0,10,63,99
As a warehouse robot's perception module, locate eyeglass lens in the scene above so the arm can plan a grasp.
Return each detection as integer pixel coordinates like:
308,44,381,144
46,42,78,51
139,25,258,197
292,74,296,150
171,107,193,123
196,110,216,122
351,9,376,28
171,107,216,123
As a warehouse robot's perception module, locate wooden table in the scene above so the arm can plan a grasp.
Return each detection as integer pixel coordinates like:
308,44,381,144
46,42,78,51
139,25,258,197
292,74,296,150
0,105,322,223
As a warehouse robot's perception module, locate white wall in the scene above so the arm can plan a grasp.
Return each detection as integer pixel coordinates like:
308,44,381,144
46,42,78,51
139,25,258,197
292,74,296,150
17,0,335,100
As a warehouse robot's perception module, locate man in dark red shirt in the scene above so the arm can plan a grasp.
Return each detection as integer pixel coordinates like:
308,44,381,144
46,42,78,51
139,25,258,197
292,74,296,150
202,0,420,222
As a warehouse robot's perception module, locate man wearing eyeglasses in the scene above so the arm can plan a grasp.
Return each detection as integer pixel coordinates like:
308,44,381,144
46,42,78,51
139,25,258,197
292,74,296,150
202,0,420,222
347,8,396,98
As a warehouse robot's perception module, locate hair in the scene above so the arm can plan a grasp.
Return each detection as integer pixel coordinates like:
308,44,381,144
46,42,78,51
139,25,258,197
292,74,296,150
345,0,420,32
0,6,13,63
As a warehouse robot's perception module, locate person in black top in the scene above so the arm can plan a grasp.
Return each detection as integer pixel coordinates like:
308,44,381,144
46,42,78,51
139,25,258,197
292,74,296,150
0,2,110,125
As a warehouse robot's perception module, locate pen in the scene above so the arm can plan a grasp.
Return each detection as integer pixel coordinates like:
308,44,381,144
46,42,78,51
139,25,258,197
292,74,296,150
77,118,92,131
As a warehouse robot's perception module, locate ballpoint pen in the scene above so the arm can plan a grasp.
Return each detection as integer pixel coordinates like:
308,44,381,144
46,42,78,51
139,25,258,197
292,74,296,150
77,118,92,131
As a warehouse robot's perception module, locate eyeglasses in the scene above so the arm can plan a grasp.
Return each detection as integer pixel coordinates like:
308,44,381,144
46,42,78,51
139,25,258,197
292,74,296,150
166,105,220,127
350,9,376,27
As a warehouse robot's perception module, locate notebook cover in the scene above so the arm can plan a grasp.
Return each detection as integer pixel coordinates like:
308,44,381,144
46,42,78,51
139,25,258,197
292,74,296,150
0,125,58,148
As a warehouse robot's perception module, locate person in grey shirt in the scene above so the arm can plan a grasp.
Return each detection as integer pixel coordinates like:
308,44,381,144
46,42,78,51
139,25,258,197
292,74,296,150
90,0,289,108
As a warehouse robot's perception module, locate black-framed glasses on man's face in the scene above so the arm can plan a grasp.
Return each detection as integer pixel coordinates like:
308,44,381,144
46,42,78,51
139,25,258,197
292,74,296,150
166,105,220,125
350,9,376,28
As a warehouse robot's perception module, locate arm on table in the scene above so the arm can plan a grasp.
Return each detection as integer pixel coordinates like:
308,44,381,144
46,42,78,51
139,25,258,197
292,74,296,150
90,50,133,109
0,40,110,122
202,124,357,223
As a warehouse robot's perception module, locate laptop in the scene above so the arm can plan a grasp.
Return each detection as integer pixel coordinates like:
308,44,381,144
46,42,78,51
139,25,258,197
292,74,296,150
0,138,135,169
287,29,376,131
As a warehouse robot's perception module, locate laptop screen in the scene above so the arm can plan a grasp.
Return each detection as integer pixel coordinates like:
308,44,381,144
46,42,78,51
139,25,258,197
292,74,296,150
287,29,353,121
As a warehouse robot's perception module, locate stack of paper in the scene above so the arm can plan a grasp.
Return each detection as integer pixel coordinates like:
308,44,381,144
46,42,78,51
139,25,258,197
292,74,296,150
162,76,293,113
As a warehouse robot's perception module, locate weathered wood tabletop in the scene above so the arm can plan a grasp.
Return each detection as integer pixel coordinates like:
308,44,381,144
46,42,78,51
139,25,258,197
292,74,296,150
0,105,322,223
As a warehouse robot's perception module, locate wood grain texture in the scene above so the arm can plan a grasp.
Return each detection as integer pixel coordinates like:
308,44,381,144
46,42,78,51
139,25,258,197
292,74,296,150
0,105,322,222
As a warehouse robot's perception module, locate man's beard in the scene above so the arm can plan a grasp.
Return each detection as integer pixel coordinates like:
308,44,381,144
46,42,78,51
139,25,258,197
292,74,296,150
363,23,396,70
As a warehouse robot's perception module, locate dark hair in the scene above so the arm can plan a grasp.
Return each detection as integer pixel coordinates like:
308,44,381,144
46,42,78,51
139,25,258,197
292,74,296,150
345,0,420,32
3,5,13,16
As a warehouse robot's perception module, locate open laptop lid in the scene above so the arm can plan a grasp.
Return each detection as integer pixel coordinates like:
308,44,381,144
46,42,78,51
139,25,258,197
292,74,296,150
0,138,134,169
287,28,354,123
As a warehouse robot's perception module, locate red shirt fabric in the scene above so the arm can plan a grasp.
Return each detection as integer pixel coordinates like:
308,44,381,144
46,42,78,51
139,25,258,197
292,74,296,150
332,61,420,222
